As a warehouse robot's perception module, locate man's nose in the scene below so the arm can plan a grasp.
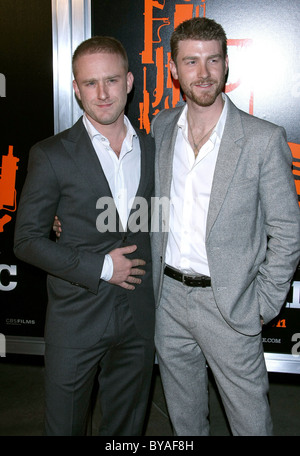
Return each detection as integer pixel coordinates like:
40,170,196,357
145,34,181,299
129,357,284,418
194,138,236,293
197,62,209,79
97,83,108,99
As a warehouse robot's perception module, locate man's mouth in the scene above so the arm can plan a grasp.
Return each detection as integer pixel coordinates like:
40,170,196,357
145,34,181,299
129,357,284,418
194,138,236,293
96,101,113,109
194,81,214,89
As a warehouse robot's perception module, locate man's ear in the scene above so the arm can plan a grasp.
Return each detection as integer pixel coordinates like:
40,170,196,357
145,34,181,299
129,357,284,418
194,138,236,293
73,79,81,100
126,71,134,94
224,55,229,77
169,59,179,80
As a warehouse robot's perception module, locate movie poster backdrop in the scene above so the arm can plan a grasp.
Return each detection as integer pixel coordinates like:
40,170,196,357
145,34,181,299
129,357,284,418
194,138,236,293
0,0,53,346
91,0,300,360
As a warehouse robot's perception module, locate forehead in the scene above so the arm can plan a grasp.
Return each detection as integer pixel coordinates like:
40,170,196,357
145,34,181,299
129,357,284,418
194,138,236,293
74,51,126,77
177,39,223,58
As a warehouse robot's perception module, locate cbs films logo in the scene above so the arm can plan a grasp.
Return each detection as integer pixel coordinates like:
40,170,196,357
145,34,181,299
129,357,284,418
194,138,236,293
0,263,35,358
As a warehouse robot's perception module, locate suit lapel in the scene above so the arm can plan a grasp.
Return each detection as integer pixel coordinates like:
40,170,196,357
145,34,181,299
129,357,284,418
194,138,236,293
156,109,182,252
206,99,244,239
62,118,114,200
134,129,149,199
124,129,147,232
158,110,182,198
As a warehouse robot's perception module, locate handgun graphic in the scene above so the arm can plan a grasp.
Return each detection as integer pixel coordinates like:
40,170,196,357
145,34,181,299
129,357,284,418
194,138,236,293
0,145,19,232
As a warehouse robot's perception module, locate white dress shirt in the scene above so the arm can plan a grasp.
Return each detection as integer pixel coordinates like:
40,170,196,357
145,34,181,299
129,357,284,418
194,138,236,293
166,94,228,276
83,114,141,280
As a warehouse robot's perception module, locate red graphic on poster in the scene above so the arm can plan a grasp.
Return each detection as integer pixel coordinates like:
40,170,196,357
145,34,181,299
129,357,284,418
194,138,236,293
0,145,19,232
289,142,300,205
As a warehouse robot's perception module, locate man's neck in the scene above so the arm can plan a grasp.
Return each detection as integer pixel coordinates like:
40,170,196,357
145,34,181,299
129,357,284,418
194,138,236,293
187,94,224,128
86,113,127,158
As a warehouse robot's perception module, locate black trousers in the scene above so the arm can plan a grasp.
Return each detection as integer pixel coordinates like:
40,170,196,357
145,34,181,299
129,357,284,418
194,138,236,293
44,297,155,436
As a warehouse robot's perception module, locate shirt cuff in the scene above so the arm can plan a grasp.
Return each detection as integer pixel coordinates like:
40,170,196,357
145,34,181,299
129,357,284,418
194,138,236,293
100,254,113,281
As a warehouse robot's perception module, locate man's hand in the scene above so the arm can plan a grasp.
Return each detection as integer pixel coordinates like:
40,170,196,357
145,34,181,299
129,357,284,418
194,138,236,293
53,216,61,238
52,216,145,290
108,245,146,290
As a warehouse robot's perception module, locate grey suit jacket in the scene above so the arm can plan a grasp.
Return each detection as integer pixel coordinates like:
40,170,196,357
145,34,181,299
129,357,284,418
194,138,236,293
151,96,300,336
14,117,155,348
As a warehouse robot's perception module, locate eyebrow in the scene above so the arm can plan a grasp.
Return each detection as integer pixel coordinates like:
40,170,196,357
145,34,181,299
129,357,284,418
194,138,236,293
82,78,97,84
81,74,122,84
105,74,122,79
182,53,222,61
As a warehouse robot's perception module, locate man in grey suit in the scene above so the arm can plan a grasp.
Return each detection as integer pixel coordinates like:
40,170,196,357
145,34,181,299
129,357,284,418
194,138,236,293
151,17,300,435
14,36,155,435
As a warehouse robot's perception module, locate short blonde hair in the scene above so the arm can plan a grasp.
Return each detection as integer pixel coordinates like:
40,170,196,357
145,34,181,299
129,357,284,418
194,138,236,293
72,36,129,77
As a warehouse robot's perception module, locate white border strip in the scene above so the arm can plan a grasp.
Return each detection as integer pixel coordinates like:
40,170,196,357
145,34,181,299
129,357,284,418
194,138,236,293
52,0,91,133
6,336,45,356
264,352,300,374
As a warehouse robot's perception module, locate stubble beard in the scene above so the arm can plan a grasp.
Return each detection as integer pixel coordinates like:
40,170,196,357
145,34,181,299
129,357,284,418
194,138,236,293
184,77,226,108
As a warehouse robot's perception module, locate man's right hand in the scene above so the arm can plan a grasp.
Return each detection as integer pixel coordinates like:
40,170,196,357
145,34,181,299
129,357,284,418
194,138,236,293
52,217,145,290
53,216,61,238
108,245,146,290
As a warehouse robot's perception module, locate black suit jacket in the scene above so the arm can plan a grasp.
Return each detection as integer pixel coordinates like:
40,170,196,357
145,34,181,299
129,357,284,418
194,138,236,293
14,117,155,348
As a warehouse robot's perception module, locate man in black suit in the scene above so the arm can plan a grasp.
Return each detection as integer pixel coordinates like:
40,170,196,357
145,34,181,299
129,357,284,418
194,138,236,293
14,36,155,436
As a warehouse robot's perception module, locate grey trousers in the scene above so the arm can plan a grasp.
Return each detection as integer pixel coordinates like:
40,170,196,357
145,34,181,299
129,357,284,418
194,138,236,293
155,274,273,436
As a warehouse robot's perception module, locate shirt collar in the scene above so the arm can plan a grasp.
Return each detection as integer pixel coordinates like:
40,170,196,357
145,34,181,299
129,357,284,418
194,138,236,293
82,114,137,148
178,92,228,141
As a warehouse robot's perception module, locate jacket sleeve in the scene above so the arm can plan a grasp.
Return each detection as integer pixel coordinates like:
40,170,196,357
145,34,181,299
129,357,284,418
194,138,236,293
256,126,300,323
14,144,104,294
